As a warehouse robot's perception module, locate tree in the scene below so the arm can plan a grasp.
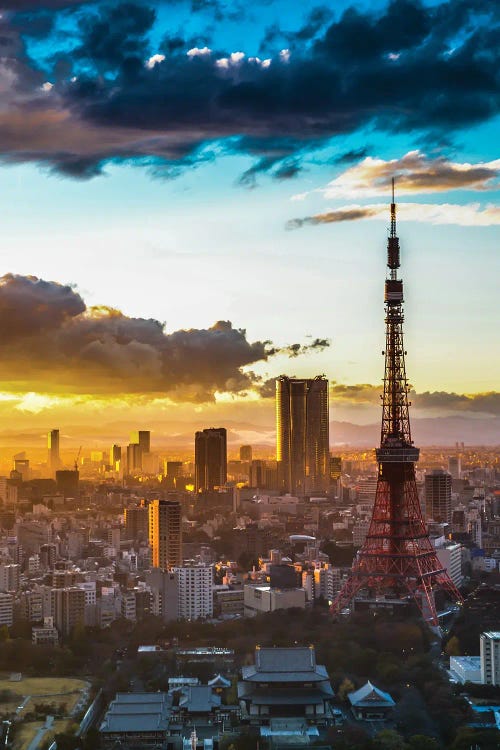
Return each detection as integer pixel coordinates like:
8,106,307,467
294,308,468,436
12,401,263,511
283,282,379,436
0,625,10,643
407,736,440,750
445,636,460,656
338,677,355,701
373,729,408,750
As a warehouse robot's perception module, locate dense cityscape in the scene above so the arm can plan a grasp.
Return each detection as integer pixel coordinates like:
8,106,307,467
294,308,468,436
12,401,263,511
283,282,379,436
0,0,499,749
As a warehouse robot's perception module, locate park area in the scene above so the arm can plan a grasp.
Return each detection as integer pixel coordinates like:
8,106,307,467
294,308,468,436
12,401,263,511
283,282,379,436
0,675,89,750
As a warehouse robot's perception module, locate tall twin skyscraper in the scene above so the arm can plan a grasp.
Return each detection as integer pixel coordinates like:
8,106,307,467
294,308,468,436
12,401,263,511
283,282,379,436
276,376,329,495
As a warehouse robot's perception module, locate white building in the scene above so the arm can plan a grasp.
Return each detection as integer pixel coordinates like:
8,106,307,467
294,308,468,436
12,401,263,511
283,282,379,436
435,542,463,588
244,585,306,617
0,592,13,627
480,631,500,686
174,565,213,620
313,565,342,603
449,656,481,684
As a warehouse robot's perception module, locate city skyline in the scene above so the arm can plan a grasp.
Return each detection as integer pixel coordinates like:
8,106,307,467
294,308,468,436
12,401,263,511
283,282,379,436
0,0,498,447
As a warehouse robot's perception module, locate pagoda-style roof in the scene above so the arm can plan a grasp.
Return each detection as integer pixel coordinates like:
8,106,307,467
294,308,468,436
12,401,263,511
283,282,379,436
208,673,231,688
179,686,221,713
242,646,329,683
348,681,395,708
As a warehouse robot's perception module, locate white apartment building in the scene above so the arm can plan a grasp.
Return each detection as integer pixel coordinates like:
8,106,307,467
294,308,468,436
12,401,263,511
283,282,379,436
480,631,500,686
435,543,463,589
174,565,213,620
313,565,342,603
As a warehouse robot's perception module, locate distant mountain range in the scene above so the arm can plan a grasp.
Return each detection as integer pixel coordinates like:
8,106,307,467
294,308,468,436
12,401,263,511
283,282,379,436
0,416,497,451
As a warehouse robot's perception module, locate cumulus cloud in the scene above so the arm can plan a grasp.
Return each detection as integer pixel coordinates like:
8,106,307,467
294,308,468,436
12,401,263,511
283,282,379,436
287,202,500,229
412,390,500,416
0,0,499,178
311,151,500,199
0,274,329,401
330,382,382,403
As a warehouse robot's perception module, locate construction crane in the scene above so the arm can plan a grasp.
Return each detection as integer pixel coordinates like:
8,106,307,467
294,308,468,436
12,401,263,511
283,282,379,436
74,446,82,472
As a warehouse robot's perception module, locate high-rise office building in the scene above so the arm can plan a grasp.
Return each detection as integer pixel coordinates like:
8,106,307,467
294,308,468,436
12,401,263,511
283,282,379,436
126,431,151,472
194,428,227,492
126,443,142,474
125,503,149,543
276,376,329,494
425,470,452,524
52,587,85,637
148,499,182,569
240,445,253,462
110,444,121,469
166,461,183,478
447,456,461,480
48,430,60,474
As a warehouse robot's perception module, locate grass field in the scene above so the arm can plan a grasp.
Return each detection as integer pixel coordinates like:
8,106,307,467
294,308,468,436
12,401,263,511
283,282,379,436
11,720,74,750
0,676,88,724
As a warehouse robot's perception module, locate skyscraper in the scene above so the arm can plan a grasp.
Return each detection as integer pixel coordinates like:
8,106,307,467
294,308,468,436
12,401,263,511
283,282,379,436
130,430,151,454
48,429,60,474
425,470,452,524
110,444,121,470
276,376,329,494
240,445,253,462
148,499,182,569
448,456,461,480
195,428,227,492
129,430,151,471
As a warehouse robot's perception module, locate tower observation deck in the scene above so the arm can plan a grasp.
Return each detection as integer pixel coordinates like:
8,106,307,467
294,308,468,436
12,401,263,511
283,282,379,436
330,181,462,626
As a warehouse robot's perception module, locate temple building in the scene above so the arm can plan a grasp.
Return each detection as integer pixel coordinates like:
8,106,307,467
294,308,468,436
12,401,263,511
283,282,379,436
238,646,334,724
348,681,395,720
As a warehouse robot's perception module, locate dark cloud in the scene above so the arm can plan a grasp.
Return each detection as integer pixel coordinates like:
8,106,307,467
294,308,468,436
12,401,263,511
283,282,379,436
0,274,328,401
1,0,88,7
286,207,379,230
334,147,370,164
0,0,499,178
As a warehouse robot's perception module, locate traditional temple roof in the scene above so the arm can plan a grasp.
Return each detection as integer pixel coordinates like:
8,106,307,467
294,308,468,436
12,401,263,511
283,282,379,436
179,686,221,713
241,646,329,683
348,681,395,708
208,673,231,688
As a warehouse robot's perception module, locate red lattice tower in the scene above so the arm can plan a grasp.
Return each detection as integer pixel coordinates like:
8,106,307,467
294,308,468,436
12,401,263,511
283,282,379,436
331,182,463,626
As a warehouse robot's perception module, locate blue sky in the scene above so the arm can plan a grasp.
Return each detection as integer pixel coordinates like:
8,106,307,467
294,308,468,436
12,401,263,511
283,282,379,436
0,0,498,442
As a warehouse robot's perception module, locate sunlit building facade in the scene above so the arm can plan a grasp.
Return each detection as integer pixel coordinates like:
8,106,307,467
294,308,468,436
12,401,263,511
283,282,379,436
276,376,329,495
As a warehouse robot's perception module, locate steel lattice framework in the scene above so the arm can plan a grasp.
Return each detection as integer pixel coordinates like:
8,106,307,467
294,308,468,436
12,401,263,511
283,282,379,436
331,183,463,626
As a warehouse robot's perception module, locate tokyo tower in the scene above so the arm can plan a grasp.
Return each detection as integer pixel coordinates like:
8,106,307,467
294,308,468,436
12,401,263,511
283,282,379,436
331,183,462,626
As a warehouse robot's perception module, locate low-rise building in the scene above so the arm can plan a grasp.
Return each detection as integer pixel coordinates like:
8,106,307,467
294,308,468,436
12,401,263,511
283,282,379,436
449,656,481,684
244,585,306,616
32,616,59,646
348,681,395,720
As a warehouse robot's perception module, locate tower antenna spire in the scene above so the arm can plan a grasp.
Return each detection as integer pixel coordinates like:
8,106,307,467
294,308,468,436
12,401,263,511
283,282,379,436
390,177,397,239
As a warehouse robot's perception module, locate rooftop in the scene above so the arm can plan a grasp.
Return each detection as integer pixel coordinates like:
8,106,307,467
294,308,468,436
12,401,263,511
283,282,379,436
348,681,395,708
